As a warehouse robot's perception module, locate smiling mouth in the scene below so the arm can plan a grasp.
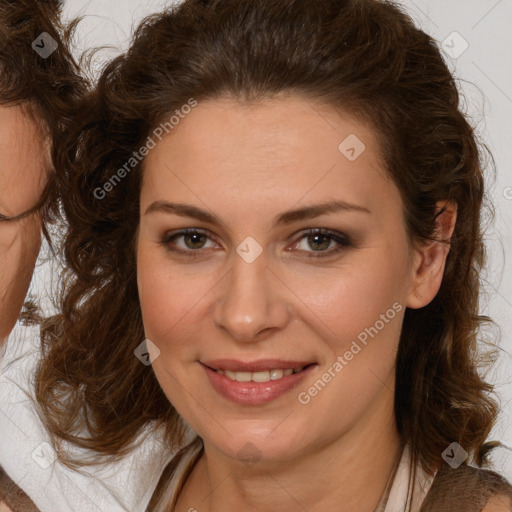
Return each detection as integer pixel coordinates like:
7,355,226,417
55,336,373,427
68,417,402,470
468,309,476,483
201,361,317,405
205,364,316,383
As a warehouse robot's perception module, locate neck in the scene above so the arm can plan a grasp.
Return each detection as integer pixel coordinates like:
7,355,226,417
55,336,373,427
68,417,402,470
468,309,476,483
177,381,402,512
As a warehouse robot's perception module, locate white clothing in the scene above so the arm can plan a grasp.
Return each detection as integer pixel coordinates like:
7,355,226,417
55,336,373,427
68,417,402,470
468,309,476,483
0,323,176,512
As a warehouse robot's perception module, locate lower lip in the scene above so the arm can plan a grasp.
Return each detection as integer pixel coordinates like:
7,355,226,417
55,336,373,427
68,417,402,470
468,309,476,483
201,363,317,405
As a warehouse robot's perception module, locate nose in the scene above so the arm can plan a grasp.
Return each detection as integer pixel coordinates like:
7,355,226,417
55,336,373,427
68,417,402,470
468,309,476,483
212,250,290,343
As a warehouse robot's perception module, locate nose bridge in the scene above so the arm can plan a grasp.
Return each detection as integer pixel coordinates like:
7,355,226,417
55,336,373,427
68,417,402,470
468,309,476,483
213,247,288,342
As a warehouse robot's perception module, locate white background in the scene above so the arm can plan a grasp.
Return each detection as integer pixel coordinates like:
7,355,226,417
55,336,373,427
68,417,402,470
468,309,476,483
35,0,512,478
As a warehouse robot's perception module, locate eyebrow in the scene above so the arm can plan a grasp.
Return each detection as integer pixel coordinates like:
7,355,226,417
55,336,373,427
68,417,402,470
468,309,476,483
144,199,371,228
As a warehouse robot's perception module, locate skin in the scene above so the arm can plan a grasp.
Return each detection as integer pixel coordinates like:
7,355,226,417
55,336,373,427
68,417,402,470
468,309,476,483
137,94,458,512
0,104,47,345
0,105,47,512
482,496,512,512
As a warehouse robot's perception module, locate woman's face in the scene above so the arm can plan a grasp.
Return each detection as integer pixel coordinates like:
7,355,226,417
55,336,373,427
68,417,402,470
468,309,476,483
0,105,46,342
137,95,433,463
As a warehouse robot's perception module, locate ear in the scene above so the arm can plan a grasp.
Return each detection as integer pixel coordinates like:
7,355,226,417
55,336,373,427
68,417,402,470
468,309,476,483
406,200,457,309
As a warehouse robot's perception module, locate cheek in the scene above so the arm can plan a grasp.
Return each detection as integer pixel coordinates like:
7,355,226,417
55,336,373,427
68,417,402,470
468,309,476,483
136,245,211,352
0,159,48,217
0,216,42,338
288,249,407,355
333,268,401,343
290,257,405,436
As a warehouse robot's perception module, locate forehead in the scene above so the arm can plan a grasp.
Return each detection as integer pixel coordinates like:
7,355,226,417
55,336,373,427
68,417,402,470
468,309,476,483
141,95,399,224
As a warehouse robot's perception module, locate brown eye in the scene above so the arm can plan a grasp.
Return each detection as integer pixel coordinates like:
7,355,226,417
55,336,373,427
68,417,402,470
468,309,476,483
181,232,208,250
293,229,352,258
161,228,218,257
304,233,332,251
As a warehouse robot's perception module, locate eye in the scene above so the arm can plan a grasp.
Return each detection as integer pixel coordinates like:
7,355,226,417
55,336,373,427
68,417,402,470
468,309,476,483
291,229,352,258
161,228,219,257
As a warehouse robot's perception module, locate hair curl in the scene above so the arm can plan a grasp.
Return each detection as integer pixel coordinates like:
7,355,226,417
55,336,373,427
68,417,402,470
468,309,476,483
35,0,507,501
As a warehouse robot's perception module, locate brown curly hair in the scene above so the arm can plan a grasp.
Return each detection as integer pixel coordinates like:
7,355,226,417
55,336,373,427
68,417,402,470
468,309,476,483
0,0,86,229
35,0,508,501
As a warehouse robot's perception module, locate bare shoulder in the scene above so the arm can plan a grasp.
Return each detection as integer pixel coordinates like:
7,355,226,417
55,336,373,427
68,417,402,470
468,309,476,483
481,495,512,512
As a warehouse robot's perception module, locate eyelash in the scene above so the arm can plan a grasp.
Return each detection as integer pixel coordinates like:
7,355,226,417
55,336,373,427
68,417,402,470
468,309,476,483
160,228,353,259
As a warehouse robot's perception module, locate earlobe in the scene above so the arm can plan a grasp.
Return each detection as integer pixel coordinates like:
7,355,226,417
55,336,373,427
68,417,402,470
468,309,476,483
406,200,457,310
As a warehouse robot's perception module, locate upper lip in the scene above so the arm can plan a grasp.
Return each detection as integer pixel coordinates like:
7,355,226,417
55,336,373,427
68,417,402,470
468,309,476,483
201,359,316,372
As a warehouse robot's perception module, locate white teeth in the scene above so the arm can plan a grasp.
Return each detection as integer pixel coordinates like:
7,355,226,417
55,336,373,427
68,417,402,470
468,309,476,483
235,372,252,382
252,371,271,382
270,369,284,380
216,366,307,383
